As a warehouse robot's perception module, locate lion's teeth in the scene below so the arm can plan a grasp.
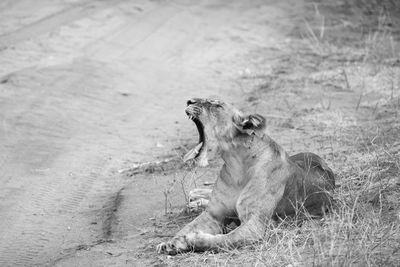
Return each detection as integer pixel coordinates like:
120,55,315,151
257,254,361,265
183,142,203,162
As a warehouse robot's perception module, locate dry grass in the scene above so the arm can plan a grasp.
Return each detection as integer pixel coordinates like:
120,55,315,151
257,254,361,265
301,0,400,62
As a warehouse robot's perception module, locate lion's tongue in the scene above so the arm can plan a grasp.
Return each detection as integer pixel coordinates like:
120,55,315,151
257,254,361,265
183,142,203,162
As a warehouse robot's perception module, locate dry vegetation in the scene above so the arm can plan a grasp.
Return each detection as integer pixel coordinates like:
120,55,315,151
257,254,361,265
154,1,400,266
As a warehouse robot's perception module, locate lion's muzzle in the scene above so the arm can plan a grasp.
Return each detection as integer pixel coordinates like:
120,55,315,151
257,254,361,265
185,105,202,120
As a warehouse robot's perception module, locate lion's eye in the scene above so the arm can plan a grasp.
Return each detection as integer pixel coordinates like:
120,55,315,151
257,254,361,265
210,100,220,104
210,105,223,112
212,102,223,108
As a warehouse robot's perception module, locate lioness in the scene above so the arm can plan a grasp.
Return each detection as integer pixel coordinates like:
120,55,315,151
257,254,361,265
157,98,335,255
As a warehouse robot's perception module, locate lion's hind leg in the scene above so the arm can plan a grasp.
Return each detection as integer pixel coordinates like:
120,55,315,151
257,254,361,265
187,188,212,212
289,152,335,216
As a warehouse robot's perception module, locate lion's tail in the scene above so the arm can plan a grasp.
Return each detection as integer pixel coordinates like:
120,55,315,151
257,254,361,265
289,152,335,188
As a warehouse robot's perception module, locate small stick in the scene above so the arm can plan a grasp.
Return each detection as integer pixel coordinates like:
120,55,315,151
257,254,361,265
356,78,365,111
342,69,351,91
373,101,379,114
163,190,168,215
356,93,363,111
320,15,325,40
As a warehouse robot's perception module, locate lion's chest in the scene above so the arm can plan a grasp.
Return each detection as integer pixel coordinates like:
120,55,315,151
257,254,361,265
220,161,250,188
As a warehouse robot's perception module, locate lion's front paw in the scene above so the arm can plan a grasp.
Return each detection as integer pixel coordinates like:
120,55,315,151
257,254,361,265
156,242,175,255
156,236,190,255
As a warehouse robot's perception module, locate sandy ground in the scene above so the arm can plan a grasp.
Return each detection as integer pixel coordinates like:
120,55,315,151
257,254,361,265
0,0,303,266
1,0,399,266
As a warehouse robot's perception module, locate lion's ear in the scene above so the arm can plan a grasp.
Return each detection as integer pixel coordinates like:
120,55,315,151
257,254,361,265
233,113,266,135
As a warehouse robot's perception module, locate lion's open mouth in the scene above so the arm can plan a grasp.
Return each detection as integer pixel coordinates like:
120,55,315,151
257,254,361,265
183,115,206,162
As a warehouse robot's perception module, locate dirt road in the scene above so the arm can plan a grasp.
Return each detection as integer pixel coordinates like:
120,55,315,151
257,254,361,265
0,0,302,266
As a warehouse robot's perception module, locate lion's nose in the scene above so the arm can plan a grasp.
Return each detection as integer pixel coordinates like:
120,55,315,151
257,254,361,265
185,104,201,117
187,99,197,106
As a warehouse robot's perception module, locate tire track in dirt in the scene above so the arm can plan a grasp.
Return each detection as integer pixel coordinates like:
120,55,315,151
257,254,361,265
0,153,109,266
0,230,56,267
84,3,184,62
0,61,125,265
0,0,118,49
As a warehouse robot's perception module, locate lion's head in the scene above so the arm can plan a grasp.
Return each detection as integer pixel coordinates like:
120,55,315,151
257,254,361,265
183,98,266,166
